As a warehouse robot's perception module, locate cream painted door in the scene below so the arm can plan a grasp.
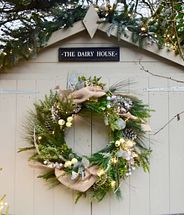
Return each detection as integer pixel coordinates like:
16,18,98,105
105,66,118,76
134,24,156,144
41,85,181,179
0,32,184,215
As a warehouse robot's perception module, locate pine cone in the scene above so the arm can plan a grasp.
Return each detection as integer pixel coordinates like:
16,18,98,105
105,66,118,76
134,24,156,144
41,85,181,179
45,120,53,132
116,96,133,112
123,129,137,140
51,105,60,121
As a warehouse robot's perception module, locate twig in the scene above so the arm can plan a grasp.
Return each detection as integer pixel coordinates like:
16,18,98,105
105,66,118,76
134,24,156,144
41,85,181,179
142,0,154,15
139,61,184,84
170,0,184,61
139,61,184,135
154,110,184,135
33,127,41,155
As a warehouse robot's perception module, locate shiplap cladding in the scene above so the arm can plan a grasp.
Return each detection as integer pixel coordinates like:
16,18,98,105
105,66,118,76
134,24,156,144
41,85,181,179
0,31,184,215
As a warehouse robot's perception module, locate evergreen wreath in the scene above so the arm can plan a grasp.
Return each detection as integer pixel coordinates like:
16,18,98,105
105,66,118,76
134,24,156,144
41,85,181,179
21,76,151,202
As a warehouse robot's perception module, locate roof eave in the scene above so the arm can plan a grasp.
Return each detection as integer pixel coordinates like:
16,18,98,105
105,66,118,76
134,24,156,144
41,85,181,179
46,6,184,67
46,20,86,47
98,23,184,67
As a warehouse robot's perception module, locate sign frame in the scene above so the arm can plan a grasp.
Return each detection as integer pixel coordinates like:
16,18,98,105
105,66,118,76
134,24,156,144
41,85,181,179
58,47,120,62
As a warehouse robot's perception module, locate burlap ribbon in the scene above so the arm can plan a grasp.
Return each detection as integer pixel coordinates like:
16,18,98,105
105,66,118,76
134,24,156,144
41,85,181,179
71,86,106,103
29,162,99,192
55,166,99,192
120,112,151,132
56,86,105,104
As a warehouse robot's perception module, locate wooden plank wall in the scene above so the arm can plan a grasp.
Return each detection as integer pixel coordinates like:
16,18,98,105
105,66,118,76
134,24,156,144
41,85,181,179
0,31,184,215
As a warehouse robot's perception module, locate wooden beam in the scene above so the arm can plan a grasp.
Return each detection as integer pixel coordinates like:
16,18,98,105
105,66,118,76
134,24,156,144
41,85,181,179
46,21,85,47
98,23,184,67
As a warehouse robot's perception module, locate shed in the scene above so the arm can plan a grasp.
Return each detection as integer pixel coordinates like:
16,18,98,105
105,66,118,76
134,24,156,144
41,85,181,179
0,6,184,215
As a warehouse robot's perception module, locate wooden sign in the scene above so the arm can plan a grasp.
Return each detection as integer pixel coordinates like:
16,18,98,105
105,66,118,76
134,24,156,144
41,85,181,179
58,47,120,62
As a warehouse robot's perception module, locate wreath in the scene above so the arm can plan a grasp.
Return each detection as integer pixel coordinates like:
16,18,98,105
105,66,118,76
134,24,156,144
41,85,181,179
21,76,151,202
